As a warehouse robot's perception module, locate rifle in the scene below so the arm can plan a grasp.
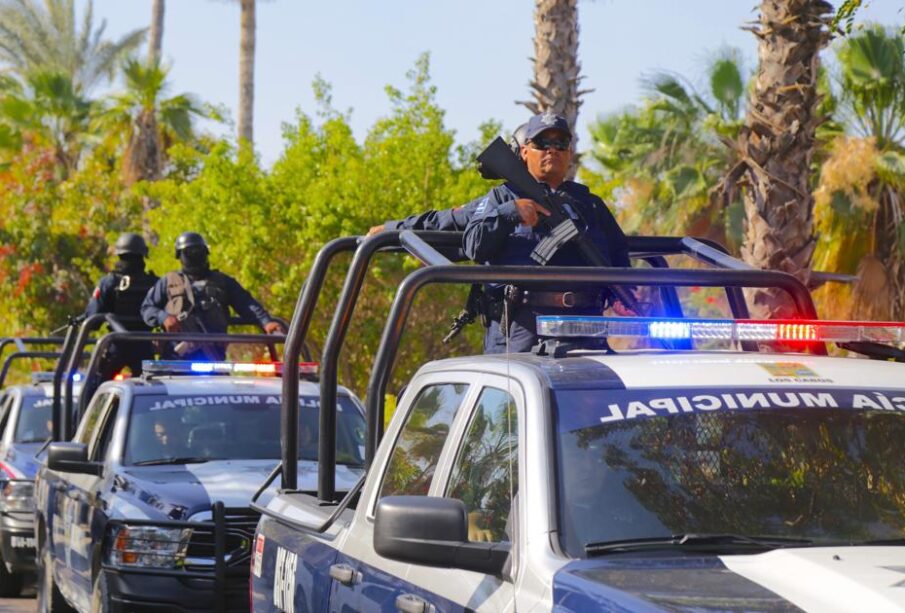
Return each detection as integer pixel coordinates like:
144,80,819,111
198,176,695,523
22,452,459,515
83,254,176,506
50,313,86,336
476,137,642,313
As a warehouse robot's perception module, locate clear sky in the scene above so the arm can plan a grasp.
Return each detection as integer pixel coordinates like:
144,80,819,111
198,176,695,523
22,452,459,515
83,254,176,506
85,0,903,165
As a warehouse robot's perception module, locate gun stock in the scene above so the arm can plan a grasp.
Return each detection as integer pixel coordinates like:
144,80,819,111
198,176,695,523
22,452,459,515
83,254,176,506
476,138,548,203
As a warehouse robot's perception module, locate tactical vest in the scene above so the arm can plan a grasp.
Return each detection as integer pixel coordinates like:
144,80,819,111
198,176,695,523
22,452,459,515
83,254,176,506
112,271,158,331
165,270,230,332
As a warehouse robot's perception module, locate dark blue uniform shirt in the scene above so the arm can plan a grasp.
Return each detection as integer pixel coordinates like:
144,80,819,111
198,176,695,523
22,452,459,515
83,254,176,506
383,197,484,232
463,180,629,354
85,270,159,377
463,181,629,268
141,270,274,334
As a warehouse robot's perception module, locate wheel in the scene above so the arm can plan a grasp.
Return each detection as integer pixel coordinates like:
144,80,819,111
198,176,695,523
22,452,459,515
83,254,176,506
0,545,24,597
90,570,110,613
36,544,74,613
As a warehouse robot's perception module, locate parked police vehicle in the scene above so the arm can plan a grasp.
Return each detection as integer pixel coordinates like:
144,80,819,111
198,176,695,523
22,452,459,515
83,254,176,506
35,359,366,612
0,373,74,596
250,229,905,612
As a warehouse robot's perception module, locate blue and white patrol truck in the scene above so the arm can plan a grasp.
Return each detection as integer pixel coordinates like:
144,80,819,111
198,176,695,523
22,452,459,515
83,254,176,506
0,374,73,595
34,360,366,613
247,228,905,612
251,315,905,612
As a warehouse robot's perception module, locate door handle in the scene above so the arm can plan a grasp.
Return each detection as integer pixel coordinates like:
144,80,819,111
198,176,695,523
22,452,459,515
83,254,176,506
396,593,434,613
328,563,358,586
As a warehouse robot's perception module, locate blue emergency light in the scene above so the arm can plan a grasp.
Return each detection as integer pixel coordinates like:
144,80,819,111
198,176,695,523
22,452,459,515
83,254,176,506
537,316,905,344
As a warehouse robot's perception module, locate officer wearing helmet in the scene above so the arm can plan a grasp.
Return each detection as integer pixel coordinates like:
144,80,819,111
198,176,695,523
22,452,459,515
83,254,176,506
84,232,159,378
140,232,283,361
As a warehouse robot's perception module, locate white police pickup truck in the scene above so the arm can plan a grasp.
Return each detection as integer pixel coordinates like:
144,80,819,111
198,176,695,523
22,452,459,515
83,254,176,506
35,360,365,613
251,315,905,612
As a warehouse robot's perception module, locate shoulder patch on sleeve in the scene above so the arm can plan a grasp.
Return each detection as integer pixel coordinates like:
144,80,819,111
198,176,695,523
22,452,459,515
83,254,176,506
92,286,101,299
475,197,489,216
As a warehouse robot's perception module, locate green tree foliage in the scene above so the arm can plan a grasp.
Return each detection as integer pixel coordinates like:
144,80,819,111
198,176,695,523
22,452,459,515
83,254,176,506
0,0,145,92
0,142,140,335
813,25,905,320
0,54,500,392
144,54,494,393
583,50,747,249
0,69,93,174
96,59,206,184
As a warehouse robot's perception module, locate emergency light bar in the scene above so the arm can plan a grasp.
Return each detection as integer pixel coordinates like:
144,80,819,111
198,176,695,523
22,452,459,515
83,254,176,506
141,360,318,377
537,316,905,344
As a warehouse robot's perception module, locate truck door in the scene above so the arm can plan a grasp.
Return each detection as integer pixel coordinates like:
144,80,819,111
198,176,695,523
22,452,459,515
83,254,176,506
329,379,474,612
60,391,117,607
404,379,521,611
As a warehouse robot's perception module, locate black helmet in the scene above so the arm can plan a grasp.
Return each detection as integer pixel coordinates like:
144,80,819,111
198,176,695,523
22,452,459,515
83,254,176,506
114,233,149,257
174,232,209,258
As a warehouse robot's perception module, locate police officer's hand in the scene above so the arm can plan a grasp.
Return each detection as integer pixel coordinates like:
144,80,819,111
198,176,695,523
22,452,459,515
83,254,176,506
163,315,182,332
366,224,385,237
263,321,285,335
514,198,550,227
612,300,636,317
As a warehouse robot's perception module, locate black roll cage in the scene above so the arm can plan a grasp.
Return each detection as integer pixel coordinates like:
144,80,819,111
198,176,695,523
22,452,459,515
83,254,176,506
272,231,824,510
51,313,289,441
0,336,78,389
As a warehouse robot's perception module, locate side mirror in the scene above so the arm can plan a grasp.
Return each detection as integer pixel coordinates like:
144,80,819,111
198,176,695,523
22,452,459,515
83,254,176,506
47,442,103,476
374,496,510,576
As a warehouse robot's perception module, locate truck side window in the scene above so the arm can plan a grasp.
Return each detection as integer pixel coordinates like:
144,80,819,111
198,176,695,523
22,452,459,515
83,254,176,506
75,393,109,445
446,387,518,543
91,396,120,462
379,383,469,499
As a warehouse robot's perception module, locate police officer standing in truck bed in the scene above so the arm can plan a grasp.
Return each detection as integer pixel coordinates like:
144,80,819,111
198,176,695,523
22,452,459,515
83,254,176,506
140,232,283,361
84,232,159,378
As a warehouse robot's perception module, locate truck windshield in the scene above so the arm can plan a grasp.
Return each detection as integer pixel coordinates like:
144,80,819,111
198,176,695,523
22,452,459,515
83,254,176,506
125,393,365,466
14,396,53,443
553,387,905,557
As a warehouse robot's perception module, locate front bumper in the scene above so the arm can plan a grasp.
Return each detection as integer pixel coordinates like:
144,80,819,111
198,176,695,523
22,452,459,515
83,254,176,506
101,502,257,612
0,511,36,572
102,567,249,613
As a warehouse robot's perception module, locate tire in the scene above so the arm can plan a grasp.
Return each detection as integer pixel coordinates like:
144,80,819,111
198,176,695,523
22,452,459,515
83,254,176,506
90,571,110,613
36,544,74,613
0,545,24,597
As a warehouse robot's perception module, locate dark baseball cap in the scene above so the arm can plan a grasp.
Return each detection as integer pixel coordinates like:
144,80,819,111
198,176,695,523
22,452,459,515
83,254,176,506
524,112,572,141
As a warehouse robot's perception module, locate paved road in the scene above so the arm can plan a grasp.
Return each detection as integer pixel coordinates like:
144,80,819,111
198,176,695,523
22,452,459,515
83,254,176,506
0,586,35,612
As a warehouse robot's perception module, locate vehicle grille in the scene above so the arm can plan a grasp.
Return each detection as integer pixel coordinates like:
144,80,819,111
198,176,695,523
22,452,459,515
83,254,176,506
184,508,260,571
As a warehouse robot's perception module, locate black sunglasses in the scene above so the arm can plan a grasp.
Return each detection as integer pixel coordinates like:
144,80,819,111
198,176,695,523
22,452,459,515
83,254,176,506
528,137,571,152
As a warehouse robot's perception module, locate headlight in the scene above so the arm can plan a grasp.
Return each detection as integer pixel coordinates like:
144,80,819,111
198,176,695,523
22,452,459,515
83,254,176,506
1,480,34,513
105,525,192,568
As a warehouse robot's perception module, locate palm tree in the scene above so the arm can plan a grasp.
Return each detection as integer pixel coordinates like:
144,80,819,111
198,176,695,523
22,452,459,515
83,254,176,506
725,0,833,319
519,0,588,177
0,0,145,92
0,69,92,173
96,59,204,238
97,59,203,185
238,0,254,147
812,26,905,320
149,0,164,64
584,50,747,248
